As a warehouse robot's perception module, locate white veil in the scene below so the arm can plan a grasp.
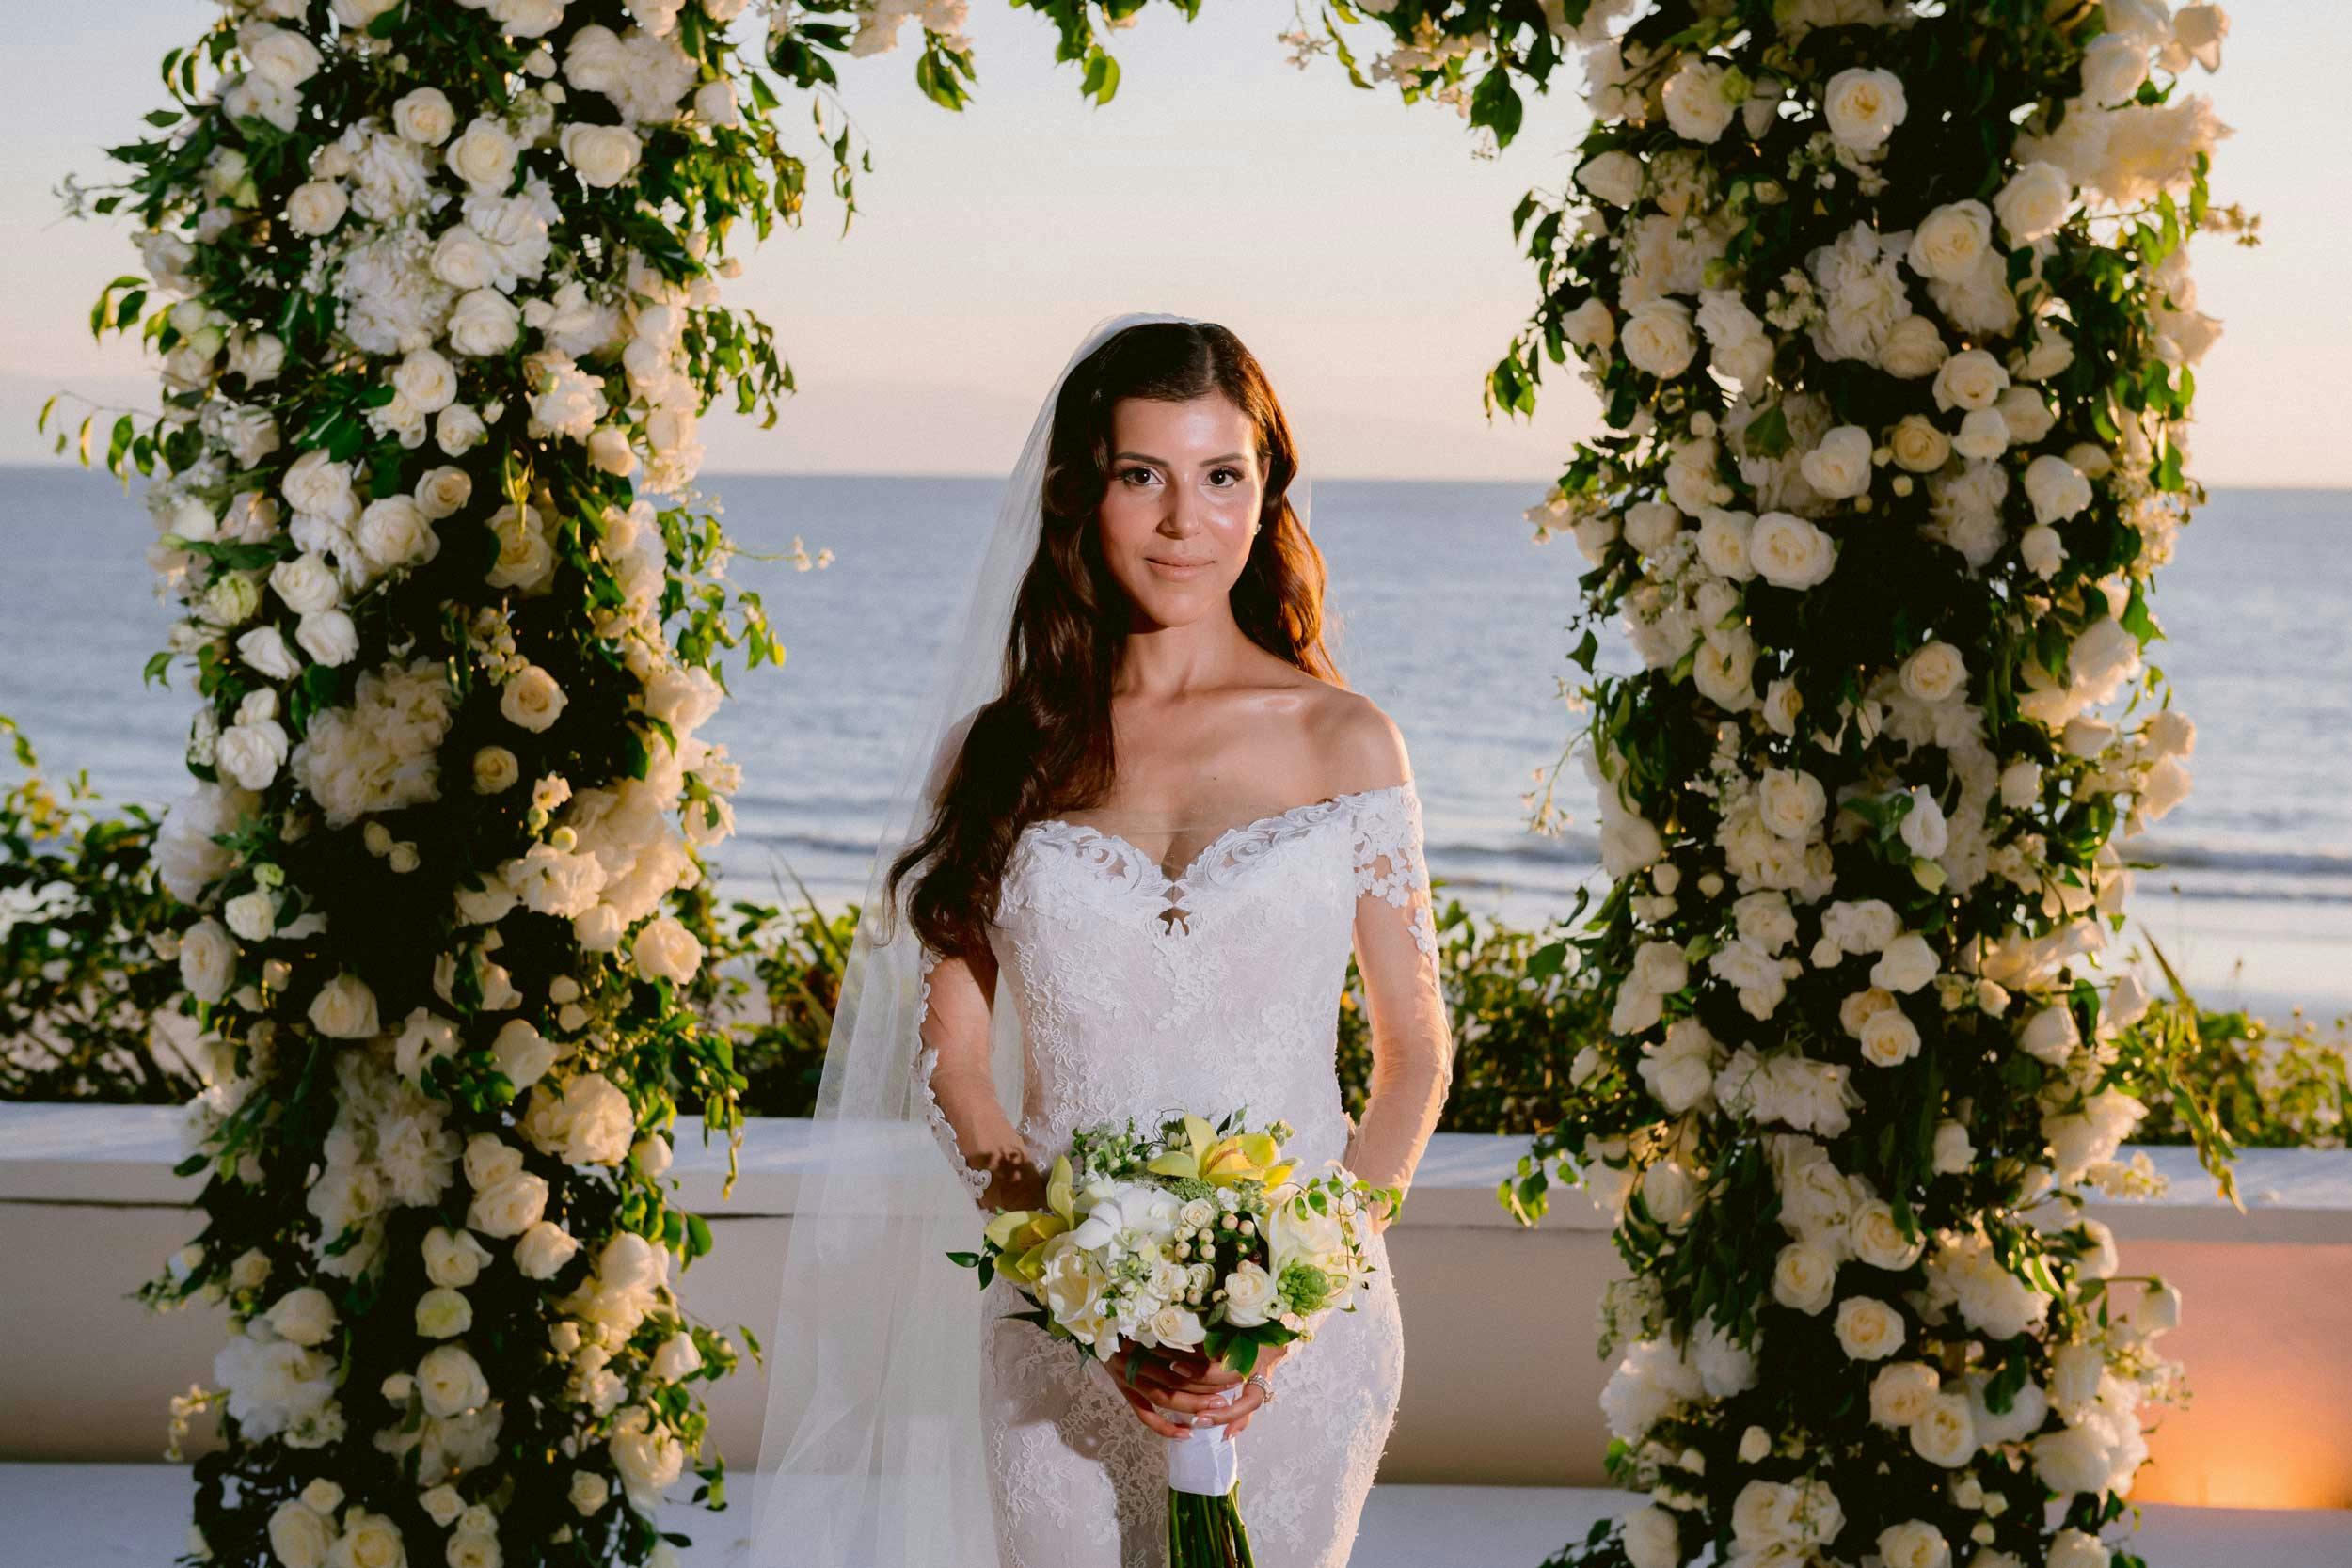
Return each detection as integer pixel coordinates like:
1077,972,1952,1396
746,309,1315,1566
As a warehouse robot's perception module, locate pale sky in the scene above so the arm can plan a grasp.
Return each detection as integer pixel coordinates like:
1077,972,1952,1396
5,3,2345,483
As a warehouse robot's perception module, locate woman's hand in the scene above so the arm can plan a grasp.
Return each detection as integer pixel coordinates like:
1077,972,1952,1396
1103,1342,1291,1439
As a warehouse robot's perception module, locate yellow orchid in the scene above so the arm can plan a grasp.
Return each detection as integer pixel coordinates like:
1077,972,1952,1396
1145,1117,1293,1188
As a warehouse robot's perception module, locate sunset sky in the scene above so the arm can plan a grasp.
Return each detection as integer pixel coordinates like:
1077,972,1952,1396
4,2,2343,484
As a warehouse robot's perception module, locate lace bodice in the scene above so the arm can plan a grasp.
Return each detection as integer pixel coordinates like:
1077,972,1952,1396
914,779,1448,1203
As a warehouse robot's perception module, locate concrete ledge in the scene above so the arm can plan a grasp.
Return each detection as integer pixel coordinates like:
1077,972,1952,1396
8,1103,2347,1243
7,1105,2352,1505
6,1465,2346,1568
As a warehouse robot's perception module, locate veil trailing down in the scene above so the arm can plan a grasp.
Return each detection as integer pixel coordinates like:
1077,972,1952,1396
747,309,1316,1567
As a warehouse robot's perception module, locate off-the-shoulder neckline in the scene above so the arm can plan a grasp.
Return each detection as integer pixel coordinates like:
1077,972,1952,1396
1021,778,1417,892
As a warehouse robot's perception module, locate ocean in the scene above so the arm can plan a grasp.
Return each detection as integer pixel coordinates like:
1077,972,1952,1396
3,467,2345,1022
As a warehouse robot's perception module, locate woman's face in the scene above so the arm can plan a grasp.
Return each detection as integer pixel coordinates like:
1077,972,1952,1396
1095,392,1264,628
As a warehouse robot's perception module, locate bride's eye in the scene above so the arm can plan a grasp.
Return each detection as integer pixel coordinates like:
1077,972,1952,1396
1209,467,1242,487
1120,466,1158,486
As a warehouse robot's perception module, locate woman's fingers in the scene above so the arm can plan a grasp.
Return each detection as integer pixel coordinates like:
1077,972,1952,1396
1113,1381,1193,1440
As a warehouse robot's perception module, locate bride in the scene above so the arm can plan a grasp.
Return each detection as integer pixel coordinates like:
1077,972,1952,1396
752,310,1454,1568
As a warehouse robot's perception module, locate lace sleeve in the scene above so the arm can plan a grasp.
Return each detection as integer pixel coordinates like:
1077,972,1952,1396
912,943,993,1206
1342,782,1454,1204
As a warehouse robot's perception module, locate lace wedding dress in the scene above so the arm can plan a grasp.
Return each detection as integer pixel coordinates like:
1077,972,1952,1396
914,778,1449,1568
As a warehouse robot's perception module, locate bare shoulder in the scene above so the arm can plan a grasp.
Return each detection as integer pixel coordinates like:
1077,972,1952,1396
1309,688,1413,796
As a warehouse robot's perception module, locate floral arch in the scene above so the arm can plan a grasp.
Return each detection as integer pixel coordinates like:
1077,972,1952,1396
57,1,2236,1566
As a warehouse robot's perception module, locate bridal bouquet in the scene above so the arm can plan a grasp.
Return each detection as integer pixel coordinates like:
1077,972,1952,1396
949,1109,1399,1566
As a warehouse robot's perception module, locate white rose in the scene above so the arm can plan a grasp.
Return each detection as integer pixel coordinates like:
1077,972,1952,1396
1931,348,2010,412
609,1407,686,1506
415,1285,473,1339
501,664,567,732
1871,1361,1941,1427
264,1288,339,1354
1835,1296,1907,1360
178,918,237,1002
473,745,521,794
237,626,301,681
448,118,519,193
437,404,487,456
1621,298,1699,378
1622,1506,1682,1568
267,1503,333,1568
295,610,358,666
1822,67,1907,151
651,1330,703,1382
1906,200,1994,283
1858,1007,1922,1068
1220,1259,1279,1327
1900,641,1967,704
1662,57,1738,143
448,288,522,356
2081,33,2150,105
631,915,704,985
1563,297,1616,351
562,122,644,188
392,87,456,145
417,1343,491,1418
217,718,289,790
1757,768,1827,841
1798,424,1873,499
393,347,459,414
1871,933,1940,994
467,1169,550,1238
1996,160,2074,245
587,425,638,476
2023,453,2093,525
1887,414,1951,474
431,226,498,291
308,971,380,1037
2020,524,2068,578
515,1219,582,1280
269,552,341,614
415,466,474,520
1850,1200,1927,1270
1575,150,1644,209
285,180,348,236
1695,508,1755,580
1878,314,1947,379
1877,1520,1953,1568
559,1071,639,1164
1771,1242,1837,1314
491,1018,563,1090
281,450,358,525
1909,1391,1978,1466
1997,385,2058,446
224,887,280,943
358,496,438,572
1749,512,1836,589
692,77,740,127
2019,1004,2081,1066
1952,406,2010,461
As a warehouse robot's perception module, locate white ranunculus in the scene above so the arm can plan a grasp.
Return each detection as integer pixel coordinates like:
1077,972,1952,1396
1834,1296,1906,1360
1662,57,1738,144
1906,200,1994,283
631,915,704,985
448,288,522,356
1748,512,1836,589
562,122,644,188
1822,67,1907,151
1996,160,2074,245
284,180,347,237
1621,297,1699,378
309,971,381,1038
501,664,567,732
1798,424,1873,499
1931,348,2010,412
1575,150,1644,209
2024,453,2093,525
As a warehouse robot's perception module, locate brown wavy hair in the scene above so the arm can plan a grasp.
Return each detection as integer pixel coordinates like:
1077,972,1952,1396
878,319,1343,965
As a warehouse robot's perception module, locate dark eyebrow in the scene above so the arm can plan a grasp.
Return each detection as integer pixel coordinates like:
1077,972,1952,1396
1111,451,1251,467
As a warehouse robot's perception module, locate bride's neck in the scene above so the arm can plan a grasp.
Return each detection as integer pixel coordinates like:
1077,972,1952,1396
1110,606,1255,700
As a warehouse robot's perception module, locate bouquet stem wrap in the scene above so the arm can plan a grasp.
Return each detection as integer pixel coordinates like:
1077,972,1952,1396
1162,1384,1255,1566
1160,1384,1246,1496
